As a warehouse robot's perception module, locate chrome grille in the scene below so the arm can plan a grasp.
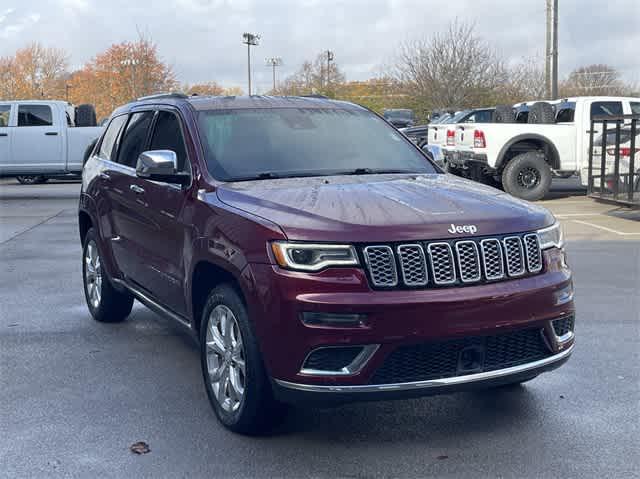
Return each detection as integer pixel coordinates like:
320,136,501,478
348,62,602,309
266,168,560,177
523,234,542,273
363,246,397,287
362,232,543,289
455,240,481,283
503,236,525,277
480,239,505,280
397,245,428,286
427,243,456,284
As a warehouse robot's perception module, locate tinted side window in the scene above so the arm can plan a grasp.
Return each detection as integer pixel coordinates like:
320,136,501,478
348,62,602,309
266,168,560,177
0,105,10,127
98,115,128,162
590,101,623,118
556,108,575,123
18,105,52,126
117,111,154,168
148,111,188,171
631,102,640,115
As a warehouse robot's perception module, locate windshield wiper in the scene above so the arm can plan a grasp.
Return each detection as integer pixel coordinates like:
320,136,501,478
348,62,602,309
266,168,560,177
342,168,421,175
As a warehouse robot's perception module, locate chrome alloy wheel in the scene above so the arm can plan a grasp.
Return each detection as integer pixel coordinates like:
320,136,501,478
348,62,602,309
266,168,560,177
84,240,103,309
206,305,246,412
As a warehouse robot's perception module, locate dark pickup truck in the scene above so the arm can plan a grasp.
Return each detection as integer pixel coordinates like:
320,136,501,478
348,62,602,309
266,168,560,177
79,94,575,435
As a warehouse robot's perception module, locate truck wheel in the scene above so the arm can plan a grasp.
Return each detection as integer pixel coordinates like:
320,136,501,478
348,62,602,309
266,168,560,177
527,102,555,124
200,284,287,435
16,175,47,185
82,228,134,323
502,152,552,201
75,104,97,127
492,105,515,123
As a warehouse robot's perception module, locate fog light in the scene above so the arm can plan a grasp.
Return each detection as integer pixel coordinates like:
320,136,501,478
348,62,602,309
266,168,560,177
554,283,574,305
301,312,368,328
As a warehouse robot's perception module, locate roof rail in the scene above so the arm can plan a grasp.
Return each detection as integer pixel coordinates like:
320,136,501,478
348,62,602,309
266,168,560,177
136,92,188,101
300,94,329,99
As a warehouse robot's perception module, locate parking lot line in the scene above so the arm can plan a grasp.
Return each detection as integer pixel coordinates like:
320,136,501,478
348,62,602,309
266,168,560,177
571,220,640,236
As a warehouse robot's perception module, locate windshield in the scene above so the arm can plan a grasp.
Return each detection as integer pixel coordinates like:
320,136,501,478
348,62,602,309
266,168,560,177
198,108,437,181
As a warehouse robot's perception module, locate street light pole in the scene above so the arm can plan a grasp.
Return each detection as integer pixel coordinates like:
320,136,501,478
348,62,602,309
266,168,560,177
242,33,260,95
325,50,334,94
121,58,140,99
265,57,283,92
545,0,558,100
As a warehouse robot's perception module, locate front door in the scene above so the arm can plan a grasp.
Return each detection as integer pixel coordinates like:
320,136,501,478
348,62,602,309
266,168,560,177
0,104,11,174
10,104,63,174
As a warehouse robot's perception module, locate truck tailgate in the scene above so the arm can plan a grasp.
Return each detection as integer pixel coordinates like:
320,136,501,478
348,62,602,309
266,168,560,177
66,126,103,172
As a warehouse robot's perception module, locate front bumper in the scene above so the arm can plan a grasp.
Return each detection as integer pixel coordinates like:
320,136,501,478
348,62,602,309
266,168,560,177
244,248,574,403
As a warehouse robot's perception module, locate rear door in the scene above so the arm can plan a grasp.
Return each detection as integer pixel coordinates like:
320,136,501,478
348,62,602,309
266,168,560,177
0,104,11,173
10,103,63,174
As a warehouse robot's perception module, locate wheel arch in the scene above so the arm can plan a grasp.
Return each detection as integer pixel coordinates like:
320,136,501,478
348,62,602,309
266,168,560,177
496,134,560,171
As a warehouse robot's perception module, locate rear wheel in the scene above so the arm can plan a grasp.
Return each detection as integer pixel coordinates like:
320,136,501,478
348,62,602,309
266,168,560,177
502,152,552,201
200,284,287,435
82,228,133,322
16,175,47,185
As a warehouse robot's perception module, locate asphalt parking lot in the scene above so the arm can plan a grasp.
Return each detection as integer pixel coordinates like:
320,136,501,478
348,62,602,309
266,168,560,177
1,178,639,478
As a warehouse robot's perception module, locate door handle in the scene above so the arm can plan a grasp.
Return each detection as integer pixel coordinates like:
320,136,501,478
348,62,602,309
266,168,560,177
99,172,111,180
130,184,145,194
45,132,58,136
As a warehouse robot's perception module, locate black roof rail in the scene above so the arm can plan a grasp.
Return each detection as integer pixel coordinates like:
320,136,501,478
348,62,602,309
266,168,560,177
300,94,329,99
136,92,188,101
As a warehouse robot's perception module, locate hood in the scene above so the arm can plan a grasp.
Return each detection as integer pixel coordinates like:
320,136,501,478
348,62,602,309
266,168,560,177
216,174,555,242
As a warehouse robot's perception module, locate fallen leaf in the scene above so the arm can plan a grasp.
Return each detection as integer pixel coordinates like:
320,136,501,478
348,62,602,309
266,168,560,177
130,441,150,455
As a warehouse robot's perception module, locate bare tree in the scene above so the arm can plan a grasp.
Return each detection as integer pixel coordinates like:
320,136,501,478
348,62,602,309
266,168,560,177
560,64,630,96
393,20,508,110
499,56,546,104
276,52,345,96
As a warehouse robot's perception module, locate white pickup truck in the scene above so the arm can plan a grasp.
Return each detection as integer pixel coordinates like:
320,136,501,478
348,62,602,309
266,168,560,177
444,96,640,200
0,100,103,184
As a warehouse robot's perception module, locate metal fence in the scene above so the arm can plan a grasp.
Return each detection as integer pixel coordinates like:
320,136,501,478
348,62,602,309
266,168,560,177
588,114,639,207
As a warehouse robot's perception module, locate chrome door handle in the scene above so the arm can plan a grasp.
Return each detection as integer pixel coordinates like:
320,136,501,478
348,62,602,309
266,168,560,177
99,172,111,180
130,184,145,194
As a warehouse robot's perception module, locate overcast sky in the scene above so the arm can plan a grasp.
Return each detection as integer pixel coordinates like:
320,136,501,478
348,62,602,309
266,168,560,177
1,0,638,92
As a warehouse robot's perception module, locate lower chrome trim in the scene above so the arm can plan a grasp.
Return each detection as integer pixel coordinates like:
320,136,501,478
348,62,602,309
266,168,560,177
112,278,192,329
275,343,574,393
300,345,380,376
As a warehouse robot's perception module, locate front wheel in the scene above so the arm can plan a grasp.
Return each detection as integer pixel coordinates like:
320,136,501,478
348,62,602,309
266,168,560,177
200,284,287,435
16,175,47,185
501,152,552,201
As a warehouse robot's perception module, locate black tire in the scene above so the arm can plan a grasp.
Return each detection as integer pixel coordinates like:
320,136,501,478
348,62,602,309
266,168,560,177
82,228,134,323
200,284,287,435
492,105,515,123
16,175,47,184
502,152,552,201
527,102,555,124
75,104,97,127
83,138,98,165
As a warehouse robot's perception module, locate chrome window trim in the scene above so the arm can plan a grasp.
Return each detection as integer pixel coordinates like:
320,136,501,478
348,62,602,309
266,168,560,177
363,245,398,287
300,345,380,376
479,238,505,280
276,343,574,393
427,242,456,285
502,236,526,277
523,233,543,273
397,244,428,286
454,240,481,283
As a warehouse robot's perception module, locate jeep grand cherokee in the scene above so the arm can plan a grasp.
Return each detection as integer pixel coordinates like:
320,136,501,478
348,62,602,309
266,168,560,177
79,94,575,435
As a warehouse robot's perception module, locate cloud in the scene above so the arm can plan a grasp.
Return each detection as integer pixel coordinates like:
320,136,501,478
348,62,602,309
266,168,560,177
0,9,40,39
0,0,637,89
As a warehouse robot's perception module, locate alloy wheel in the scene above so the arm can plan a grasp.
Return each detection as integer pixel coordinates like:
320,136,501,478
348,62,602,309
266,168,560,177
517,167,541,189
84,240,102,309
205,305,246,412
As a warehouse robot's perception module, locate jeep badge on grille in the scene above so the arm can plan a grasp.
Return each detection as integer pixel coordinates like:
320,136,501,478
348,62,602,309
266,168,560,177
448,224,478,234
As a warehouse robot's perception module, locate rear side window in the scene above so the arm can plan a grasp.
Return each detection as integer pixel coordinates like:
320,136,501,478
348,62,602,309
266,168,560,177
556,108,575,123
148,111,189,172
98,115,127,162
18,105,52,126
0,105,10,127
631,102,640,115
590,101,623,119
116,111,154,168
465,110,492,123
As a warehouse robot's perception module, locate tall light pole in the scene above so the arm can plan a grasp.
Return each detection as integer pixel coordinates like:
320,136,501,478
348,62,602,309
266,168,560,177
545,0,558,100
265,57,282,92
242,33,260,96
121,58,140,99
325,50,334,94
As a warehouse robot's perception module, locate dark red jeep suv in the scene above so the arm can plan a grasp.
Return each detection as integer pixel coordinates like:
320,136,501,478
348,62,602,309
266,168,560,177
79,94,575,434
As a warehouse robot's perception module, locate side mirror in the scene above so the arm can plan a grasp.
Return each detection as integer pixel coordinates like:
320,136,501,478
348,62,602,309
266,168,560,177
136,150,190,186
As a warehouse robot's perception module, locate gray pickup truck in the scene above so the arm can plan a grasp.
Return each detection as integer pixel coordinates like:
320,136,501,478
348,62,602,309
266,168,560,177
0,100,103,184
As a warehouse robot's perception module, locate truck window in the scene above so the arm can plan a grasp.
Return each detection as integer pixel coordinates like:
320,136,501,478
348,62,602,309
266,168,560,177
98,115,128,162
18,105,53,126
0,105,10,127
590,101,623,118
631,102,640,115
556,108,575,123
116,111,154,168
148,111,189,172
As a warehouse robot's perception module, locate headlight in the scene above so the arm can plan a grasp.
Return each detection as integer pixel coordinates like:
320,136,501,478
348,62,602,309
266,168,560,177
271,242,359,272
537,221,564,250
